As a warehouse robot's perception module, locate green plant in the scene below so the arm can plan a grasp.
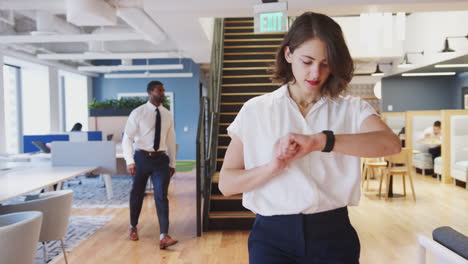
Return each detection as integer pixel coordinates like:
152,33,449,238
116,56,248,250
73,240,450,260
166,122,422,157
88,97,170,110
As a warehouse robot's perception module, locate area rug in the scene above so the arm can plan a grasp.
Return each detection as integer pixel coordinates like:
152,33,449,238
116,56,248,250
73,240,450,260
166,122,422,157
35,215,113,264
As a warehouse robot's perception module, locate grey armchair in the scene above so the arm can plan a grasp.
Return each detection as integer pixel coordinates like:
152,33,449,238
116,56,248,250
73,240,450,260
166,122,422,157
0,190,74,264
0,211,43,264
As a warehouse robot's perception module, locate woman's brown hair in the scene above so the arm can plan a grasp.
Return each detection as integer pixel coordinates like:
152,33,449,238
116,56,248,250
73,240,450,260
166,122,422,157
272,12,354,98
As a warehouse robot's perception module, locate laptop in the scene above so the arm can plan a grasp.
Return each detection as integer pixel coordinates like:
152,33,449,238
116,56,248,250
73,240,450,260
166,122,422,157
32,141,51,153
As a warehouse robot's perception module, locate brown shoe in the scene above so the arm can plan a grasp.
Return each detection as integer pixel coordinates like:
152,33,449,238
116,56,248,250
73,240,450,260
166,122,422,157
129,227,139,241
159,235,178,249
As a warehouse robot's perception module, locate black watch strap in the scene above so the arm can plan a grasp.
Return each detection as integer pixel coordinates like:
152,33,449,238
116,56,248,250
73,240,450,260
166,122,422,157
321,130,335,152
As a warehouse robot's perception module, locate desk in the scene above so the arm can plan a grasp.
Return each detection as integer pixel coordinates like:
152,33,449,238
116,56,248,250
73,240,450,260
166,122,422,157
419,139,442,146
0,162,97,204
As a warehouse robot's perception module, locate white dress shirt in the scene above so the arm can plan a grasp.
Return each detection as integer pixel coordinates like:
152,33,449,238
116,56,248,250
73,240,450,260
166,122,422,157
123,101,176,168
227,84,377,216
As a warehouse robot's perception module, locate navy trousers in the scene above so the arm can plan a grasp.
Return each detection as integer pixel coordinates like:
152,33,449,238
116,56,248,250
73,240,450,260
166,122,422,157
248,207,360,264
129,151,170,234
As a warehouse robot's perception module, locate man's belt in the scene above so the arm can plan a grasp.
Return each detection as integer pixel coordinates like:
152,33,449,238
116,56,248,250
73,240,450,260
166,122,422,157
137,149,166,157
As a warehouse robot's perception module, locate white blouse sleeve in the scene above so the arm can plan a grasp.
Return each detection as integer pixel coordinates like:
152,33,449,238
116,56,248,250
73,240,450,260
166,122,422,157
358,99,378,128
226,102,249,143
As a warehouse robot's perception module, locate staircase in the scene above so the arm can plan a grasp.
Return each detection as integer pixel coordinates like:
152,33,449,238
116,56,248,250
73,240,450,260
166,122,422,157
206,17,285,230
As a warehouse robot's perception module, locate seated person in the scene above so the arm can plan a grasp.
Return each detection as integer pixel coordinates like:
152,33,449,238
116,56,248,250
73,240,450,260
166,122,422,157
71,122,83,132
423,121,441,160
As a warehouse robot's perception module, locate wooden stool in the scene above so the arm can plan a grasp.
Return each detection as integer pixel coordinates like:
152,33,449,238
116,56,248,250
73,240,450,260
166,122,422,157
379,148,416,201
362,158,387,191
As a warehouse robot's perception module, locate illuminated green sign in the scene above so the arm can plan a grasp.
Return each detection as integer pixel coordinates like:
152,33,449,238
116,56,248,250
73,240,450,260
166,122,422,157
258,12,287,33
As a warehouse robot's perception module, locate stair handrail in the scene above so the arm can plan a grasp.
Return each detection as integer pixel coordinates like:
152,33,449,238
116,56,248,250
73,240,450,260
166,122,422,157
202,17,224,231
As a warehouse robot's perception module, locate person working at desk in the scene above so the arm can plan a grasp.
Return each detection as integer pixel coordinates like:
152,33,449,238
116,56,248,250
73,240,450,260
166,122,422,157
422,121,442,164
71,122,83,131
122,80,177,249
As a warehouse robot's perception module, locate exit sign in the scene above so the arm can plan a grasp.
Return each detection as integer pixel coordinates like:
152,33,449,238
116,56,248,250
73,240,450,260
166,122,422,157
254,2,288,33
259,12,287,33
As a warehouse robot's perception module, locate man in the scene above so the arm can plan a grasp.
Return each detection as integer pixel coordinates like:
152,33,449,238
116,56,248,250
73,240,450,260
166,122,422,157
122,80,178,249
423,121,442,163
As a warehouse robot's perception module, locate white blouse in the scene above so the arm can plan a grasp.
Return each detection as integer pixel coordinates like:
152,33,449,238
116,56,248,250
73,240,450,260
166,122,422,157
227,84,377,216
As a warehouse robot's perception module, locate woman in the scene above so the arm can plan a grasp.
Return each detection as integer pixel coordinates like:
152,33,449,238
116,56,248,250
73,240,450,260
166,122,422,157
219,12,401,263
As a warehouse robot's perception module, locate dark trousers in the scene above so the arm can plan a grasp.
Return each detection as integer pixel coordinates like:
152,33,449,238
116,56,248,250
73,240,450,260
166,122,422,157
428,145,441,163
248,207,360,264
129,151,170,234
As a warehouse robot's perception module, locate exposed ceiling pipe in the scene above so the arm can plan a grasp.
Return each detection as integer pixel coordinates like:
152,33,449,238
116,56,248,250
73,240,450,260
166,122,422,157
34,11,81,35
37,51,180,60
0,0,65,13
116,8,166,45
78,64,184,73
66,0,117,26
0,32,144,44
0,47,98,77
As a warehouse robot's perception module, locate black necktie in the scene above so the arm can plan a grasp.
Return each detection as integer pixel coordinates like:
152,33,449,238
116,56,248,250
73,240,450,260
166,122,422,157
154,108,161,151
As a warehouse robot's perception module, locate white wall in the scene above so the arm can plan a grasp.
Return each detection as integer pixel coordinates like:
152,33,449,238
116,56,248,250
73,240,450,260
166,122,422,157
0,55,5,154
404,11,468,65
334,15,403,59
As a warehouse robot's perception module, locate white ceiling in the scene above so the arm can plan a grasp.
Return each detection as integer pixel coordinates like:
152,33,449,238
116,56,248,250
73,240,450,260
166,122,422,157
0,0,467,75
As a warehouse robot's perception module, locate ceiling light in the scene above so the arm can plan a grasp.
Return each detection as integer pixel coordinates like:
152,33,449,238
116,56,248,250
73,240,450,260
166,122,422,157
78,64,183,73
401,72,456,77
38,52,180,60
371,64,384,76
398,51,424,68
434,64,468,68
104,72,193,79
440,34,468,53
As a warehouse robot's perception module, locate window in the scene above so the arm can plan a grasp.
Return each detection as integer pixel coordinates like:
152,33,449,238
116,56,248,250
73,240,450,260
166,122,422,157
3,64,21,154
60,71,88,131
21,63,50,135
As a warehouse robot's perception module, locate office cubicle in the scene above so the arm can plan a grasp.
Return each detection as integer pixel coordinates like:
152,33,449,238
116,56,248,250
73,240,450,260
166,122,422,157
441,110,468,185
405,110,442,176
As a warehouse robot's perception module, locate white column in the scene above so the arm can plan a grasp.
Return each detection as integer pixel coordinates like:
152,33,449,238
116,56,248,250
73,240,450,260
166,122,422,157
0,54,6,153
48,66,60,132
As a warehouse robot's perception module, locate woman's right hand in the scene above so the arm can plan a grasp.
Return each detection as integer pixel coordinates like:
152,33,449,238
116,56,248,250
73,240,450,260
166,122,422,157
270,134,299,173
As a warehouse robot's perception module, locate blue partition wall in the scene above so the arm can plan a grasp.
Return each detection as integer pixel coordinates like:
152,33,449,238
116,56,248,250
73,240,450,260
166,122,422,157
24,131,103,153
92,58,200,160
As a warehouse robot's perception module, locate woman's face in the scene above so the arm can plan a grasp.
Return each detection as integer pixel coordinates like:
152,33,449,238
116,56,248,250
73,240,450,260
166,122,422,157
284,38,331,95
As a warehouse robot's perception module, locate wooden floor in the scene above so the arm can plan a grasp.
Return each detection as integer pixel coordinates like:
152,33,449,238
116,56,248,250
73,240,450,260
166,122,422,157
56,170,468,264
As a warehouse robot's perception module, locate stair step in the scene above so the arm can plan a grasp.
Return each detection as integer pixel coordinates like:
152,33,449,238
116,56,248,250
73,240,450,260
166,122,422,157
209,211,255,219
224,52,276,55
221,92,266,96
224,38,283,42
224,20,253,24
222,83,278,87
211,194,242,200
224,32,284,36
212,172,220,183
224,26,254,29
223,74,271,78
221,102,244,105
223,67,271,70
224,59,275,63
224,45,279,48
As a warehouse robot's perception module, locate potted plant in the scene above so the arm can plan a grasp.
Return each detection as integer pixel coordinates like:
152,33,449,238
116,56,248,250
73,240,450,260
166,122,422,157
89,97,171,116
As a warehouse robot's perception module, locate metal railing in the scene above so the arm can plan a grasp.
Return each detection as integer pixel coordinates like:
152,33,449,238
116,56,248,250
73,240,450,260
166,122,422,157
196,17,224,234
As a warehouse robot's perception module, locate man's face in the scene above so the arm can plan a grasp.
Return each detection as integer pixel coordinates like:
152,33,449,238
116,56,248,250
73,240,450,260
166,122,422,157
149,85,165,104
433,126,441,135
